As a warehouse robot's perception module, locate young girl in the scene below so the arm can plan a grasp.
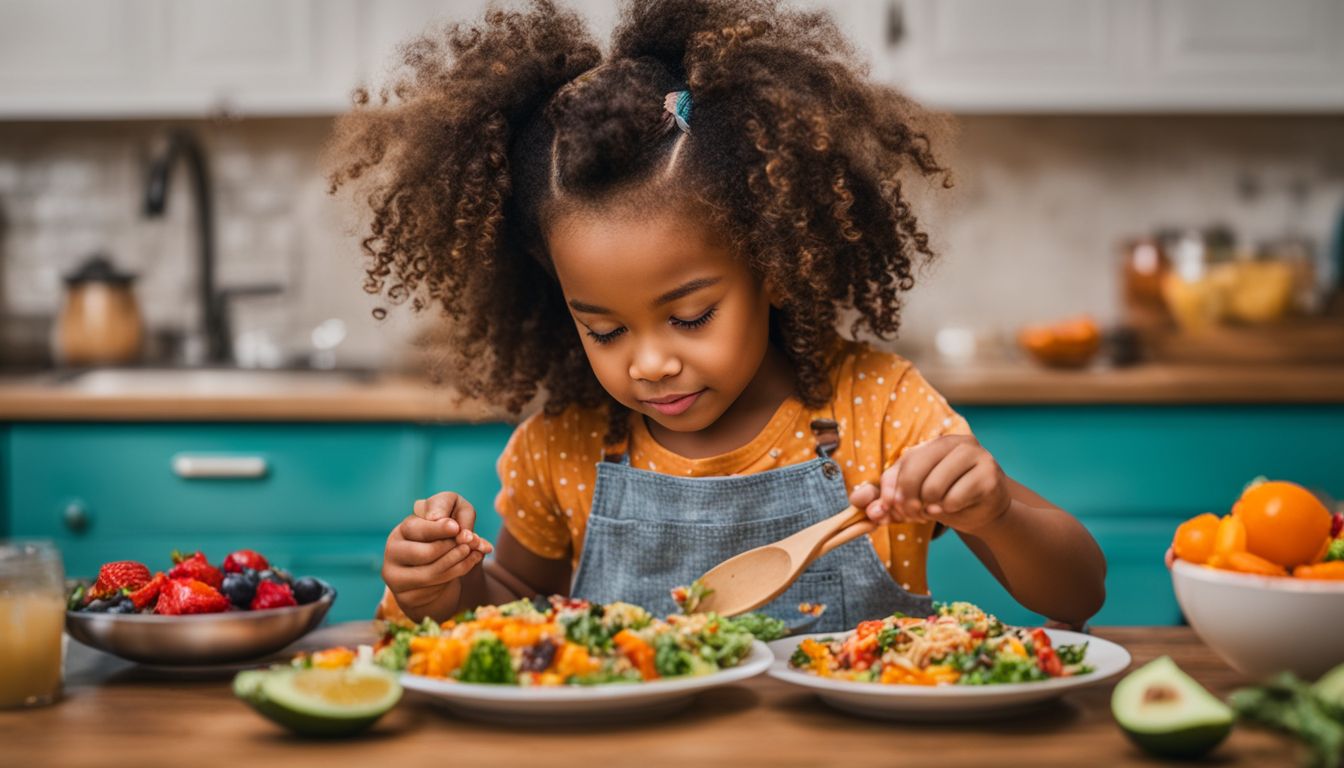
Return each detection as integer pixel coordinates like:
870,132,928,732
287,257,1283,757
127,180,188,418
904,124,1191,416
330,0,1106,631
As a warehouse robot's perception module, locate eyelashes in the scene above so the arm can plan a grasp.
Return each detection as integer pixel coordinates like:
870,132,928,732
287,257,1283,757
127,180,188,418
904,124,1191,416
586,326,626,345
585,306,718,345
671,306,716,330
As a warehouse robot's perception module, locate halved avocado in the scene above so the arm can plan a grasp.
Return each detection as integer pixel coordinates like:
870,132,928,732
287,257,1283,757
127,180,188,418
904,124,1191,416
1313,662,1344,721
233,665,402,738
1112,656,1234,759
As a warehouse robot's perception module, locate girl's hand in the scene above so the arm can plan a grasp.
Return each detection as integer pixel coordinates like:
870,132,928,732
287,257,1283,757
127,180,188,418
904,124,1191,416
382,491,494,619
849,435,1012,534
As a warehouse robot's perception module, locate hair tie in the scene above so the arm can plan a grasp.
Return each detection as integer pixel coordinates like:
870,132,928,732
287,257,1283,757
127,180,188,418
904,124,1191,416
662,90,692,134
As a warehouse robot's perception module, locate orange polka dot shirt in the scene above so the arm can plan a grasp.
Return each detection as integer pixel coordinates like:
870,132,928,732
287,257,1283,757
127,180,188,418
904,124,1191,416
494,341,971,595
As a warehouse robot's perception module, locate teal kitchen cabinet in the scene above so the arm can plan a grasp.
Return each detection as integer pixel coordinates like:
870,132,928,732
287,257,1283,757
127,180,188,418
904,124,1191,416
928,405,1344,627
5,423,424,622
5,405,1340,627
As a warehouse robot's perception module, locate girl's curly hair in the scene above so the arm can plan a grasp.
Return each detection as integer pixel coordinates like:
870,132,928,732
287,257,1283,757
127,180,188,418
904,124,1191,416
327,0,949,444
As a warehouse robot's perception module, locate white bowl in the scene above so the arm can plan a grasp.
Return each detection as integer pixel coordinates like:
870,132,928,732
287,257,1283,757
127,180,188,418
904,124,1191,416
1171,558,1344,680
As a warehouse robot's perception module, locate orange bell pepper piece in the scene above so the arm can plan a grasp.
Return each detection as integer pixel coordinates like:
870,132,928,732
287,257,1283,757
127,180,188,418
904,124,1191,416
1293,561,1344,580
1207,515,1247,568
613,629,659,680
1220,550,1288,577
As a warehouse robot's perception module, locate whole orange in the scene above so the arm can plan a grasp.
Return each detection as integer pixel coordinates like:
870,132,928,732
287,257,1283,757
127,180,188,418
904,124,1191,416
1232,480,1331,568
1172,513,1220,564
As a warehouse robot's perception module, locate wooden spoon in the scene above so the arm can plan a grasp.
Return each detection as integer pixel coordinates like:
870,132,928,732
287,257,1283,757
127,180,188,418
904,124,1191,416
693,505,877,617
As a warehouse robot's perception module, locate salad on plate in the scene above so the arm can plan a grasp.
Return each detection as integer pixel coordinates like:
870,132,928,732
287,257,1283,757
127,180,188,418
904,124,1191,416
789,601,1093,686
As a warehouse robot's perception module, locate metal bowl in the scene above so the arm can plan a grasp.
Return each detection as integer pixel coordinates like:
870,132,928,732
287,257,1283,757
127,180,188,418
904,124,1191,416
65,589,335,665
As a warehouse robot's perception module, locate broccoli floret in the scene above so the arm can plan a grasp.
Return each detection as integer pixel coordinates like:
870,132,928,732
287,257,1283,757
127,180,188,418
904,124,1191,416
563,607,614,654
653,632,693,677
1326,538,1344,563
457,633,516,684
725,613,787,641
693,618,755,665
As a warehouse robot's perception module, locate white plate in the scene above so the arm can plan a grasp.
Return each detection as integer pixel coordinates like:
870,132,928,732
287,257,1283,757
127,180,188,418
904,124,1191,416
402,640,773,725
768,629,1131,721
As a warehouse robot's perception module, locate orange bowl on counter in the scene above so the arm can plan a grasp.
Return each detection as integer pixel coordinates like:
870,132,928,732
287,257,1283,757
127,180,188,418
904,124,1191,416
1171,559,1344,680
1018,316,1101,368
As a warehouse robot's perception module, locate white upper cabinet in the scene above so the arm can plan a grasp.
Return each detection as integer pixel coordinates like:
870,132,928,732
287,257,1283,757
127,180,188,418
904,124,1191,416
0,0,1340,117
883,0,1344,111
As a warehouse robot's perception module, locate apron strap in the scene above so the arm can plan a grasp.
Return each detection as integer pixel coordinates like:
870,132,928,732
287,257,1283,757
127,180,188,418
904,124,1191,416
810,417,840,458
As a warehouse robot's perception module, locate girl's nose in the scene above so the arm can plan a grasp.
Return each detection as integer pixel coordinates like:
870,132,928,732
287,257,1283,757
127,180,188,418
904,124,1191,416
629,341,681,383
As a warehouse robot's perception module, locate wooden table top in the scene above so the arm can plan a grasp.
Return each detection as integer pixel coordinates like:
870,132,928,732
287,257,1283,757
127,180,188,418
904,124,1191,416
0,625,1297,768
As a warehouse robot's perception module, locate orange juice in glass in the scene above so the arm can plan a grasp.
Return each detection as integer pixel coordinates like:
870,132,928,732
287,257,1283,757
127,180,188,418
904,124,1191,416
0,540,65,708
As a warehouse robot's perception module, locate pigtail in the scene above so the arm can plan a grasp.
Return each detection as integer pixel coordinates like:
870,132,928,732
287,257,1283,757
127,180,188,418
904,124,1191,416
327,0,602,413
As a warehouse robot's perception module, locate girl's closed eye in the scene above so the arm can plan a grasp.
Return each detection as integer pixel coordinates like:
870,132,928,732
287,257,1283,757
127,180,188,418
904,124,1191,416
670,306,717,330
586,325,626,345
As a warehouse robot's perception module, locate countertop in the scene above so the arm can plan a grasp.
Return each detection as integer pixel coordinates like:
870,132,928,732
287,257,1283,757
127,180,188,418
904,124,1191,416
1,361,1342,422
0,625,1295,768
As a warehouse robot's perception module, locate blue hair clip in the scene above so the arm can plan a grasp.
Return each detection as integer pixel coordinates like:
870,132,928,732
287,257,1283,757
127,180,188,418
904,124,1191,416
663,90,692,134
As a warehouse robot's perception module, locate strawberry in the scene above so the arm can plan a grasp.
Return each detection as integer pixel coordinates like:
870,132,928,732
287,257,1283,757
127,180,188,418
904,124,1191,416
222,549,269,574
156,578,231,615
87,561,152,600
250,580,297,611
167,550,223,590
127,572,167,611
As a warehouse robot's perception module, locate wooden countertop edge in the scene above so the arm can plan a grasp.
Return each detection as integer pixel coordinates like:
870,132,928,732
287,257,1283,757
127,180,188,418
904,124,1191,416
1,364,1342,421
923,363,1344,405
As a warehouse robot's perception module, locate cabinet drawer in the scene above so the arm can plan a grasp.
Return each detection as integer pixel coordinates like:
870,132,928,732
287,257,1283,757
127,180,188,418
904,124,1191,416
7,423,422,539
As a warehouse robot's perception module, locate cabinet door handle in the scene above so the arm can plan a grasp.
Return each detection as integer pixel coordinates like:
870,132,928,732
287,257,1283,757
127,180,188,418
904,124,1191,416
63,500,91,533
171,455,268,479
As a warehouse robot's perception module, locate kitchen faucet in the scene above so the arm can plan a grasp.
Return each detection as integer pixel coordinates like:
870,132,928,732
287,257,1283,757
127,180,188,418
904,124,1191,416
144,129,280,365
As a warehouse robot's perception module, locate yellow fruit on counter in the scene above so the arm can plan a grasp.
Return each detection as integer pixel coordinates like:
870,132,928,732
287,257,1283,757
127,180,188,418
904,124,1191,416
1226,261,1294,324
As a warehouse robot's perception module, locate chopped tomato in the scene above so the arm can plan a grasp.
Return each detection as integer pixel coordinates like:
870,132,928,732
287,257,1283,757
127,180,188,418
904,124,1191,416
1037,645,1062,677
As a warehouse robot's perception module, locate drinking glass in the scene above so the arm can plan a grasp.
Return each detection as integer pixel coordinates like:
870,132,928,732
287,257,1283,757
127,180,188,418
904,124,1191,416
0,540,66,708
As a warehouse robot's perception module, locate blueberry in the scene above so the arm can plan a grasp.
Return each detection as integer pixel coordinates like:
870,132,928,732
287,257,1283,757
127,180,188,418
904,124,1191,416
291,577,325,605
107,597,137,614
84,598,116,613
221,571,259,608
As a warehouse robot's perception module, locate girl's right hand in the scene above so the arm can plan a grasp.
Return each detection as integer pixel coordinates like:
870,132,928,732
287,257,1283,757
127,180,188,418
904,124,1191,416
382,491,494,619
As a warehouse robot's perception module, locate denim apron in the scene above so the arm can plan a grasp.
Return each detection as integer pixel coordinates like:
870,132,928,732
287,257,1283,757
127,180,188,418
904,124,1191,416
569,419,932,632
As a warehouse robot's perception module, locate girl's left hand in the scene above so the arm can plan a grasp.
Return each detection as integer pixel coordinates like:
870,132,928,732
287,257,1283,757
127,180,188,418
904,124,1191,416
849,435,1012,534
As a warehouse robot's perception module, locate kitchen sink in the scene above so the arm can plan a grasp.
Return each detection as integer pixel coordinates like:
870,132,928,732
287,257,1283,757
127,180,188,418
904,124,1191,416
49,367,377,396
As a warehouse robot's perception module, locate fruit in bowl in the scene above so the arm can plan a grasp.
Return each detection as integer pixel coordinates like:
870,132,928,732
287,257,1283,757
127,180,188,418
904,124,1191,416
1169,479,1344,679
65,549,336,665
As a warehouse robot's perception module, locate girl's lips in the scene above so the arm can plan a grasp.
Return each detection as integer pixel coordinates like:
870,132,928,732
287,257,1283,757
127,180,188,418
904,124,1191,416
642,389,705,416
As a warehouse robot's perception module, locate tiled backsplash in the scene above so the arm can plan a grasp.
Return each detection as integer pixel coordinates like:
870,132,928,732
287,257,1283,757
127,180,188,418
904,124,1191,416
0,118,422,369
2,115,1342,368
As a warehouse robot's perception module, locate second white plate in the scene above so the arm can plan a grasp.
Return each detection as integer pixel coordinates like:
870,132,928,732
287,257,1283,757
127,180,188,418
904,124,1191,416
768,629,1131,721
